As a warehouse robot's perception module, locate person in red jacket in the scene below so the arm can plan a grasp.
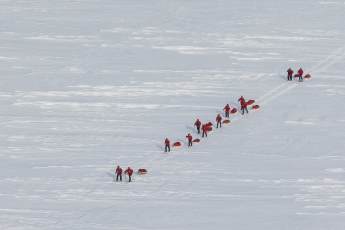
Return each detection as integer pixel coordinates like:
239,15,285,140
297,68,304,81
194,118,201,134
224,104,231,118
124,167,134,182
216,114,222,128
238,96,248,115
164,138,170,152
115,165,123,182
201,124,208,138
287,68,294,81
186,133,193,147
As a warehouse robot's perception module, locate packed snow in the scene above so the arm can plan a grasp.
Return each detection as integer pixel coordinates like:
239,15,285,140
1,0,345,229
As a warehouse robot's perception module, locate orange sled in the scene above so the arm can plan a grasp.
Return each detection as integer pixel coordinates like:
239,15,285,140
246,99,255,106
304,74,311,79
252,105,260,110
173,142,182,147
230,108,237,114
137,169,148,175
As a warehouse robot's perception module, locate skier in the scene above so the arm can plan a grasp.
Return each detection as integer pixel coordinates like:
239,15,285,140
224,104,231,118
115,165,123,182
216,114,222,128
164,138,170,152
194,118,201,134
124,167,134,182
297,68,304,82
201,124,208,138
287,68,294,81
186,133,193,147
238,96,248,115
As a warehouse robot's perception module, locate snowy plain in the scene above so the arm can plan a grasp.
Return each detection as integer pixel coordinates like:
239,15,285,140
1,0,345,229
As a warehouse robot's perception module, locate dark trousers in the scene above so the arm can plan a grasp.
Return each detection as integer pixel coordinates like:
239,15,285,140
225,111,229,118
196,126,200,134
128,175,131,182
202,130,207,137
188,140,192,147
165,145,170,152
288,75,292,81
299,75,303,81
241,107,248,115
116,174,122,182
216,121,221,128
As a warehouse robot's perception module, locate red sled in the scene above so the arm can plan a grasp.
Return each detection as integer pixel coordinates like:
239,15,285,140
304,74,311,79
193,138,200,143
252,105,260,110
173,142,182,147
230,108,237,114
222,119,230,124
206,126,213,132
294,74,300,78
246,99,255,106
206,122,213,126
137,168,148,175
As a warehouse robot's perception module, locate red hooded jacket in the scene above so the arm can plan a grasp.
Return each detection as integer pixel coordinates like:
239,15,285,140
238,96,246,108
287,68,294,76
125,167,133,176
216,114,222,122
298,68,304,76
201,124,207,131
194,119,201,128
165,138,170,146
224,104,230,112
186,134,193,142
116,166,123,175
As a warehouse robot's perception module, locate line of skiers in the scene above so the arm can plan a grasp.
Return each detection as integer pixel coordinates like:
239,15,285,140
287,67,304,82
164,96,249,152
115,166,134,182
116,96,252,182
116,66,309,182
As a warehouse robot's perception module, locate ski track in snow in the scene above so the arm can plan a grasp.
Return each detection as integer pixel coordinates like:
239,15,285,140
258,43,345,106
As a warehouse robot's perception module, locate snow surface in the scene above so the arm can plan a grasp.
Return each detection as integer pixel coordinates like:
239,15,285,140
1,0,345,229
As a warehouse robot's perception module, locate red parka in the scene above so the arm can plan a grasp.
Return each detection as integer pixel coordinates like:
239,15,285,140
238,96,246,108
298,68,304,76
224,104,230,112
202,124,207,131
186,134,193,142
194,119,201,128
165,138,170,146
287,68,294,76
116,166,123,175
125,167,133,176
216,114,222,122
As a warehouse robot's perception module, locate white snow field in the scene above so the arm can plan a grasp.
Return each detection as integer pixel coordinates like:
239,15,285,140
1,0,345,229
